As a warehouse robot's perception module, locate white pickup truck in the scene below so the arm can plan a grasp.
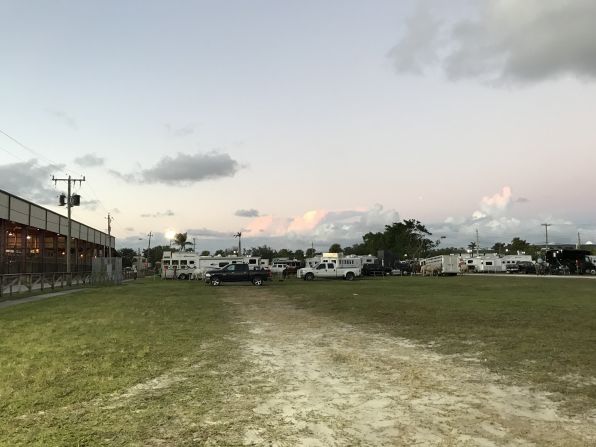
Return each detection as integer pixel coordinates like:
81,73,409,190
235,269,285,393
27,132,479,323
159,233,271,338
298,262,361,281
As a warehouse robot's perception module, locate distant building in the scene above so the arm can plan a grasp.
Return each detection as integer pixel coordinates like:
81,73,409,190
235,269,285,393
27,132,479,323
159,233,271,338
1,188,115,274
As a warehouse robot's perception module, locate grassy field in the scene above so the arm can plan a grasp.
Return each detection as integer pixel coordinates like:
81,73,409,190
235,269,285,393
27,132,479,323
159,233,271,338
0,280,244,445
278,275,596,413
1,275,595,444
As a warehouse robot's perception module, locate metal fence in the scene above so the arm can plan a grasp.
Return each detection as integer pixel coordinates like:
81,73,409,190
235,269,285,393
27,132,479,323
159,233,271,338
0,272,91,298
91,257,123,285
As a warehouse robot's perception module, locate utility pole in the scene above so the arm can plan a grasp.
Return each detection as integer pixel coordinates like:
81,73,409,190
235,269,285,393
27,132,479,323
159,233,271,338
541,223,551,251
53,175,85,280
234,232,242,255
577,232,581,249
147,231,153,251
106,213,113,258
193,237,196,253
475,229,480,257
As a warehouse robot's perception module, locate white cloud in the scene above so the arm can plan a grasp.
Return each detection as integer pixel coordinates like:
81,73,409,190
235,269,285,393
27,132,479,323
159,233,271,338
390,0,596,84
0,160,65,204
235,209,260,218
244,204,400,241
140,209,175,218
109,151,241,185
74,153,104,167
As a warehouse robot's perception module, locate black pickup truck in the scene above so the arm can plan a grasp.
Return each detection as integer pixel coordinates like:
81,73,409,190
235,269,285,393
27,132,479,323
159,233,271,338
204,263,271,286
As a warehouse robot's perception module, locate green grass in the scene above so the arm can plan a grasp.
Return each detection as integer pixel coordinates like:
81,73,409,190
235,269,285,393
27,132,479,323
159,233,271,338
2,275,595,444
278,275,596,413
0,279,242,445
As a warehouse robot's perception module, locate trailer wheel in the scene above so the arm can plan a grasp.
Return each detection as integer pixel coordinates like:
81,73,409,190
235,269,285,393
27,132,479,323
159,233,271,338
211,277,221,286
178,273,188,280
252,277,263,286
305,273,314,281
345,272,355,281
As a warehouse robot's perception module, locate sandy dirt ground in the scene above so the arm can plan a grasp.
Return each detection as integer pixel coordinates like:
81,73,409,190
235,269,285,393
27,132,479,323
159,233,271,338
196,289,596,446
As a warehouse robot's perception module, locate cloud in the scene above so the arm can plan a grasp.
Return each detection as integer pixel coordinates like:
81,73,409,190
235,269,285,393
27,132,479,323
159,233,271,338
125,227,135,232
47,109,78,130
245,204,400,241
186,228,233,238
390,1,596,83
84,199,100,211
387,6,441,74
165,123,196,137
477,186,512,217
0,160,65,204
109,151,241,185
140,209,175,218
235,208,260,218
74,153,104,167
434,186,594,248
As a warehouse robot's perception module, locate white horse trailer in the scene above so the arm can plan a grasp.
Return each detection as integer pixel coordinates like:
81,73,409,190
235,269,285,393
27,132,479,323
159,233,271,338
161,251,201,279
420,255,460,276
161,252,261,279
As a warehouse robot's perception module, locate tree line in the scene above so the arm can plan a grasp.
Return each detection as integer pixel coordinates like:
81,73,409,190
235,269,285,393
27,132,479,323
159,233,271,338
116,223,590,268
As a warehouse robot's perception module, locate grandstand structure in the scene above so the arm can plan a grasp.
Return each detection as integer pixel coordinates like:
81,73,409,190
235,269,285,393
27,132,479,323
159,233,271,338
0,188,114,274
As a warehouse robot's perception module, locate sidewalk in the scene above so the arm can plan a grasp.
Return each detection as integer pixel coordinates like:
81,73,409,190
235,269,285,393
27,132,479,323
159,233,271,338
0,289,85,310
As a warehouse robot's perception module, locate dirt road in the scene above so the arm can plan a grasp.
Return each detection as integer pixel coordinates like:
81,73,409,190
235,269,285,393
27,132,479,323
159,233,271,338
201,289,596,446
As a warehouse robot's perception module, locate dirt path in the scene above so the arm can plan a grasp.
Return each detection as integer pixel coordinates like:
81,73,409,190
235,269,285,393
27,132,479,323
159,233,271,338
202,289,596,446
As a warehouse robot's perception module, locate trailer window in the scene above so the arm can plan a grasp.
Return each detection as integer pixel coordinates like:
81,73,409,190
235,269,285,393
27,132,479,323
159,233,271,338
249,259,256,264
172,260,179,266
189,261,195,265
485,261,493,266
163,260,170,266
180,260,187,266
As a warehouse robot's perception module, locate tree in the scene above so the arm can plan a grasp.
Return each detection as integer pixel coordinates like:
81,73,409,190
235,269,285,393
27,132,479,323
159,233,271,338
468,242,477,254
143,245,168,268
174,232,193,252
492,242,506,254
118,248,136,268
250,245,274,261
200,250,210,256
328,243,342,253
294,249,305,260
507,237,531,255
362,219,436,259
305,248,316,258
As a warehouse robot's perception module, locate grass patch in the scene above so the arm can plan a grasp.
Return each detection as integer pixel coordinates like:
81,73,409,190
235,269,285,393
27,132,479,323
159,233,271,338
0,279,241,445
278,275,596,413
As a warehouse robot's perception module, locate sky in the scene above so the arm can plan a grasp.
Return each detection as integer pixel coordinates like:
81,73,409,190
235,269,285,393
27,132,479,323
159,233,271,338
1,0,595,253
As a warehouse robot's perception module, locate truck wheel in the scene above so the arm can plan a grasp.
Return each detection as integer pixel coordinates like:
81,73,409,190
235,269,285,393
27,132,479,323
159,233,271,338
305,273,314,281
252,277,263,286
211,277,221,286
345,272,355,281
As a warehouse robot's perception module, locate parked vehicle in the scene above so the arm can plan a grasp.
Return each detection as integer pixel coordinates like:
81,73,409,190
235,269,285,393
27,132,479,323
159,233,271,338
361,263,387,276
420,255,460,276
204,263,271,286
505,261,536,274
161,251,200,280
161,251,262,280
391,261,413,275
298,262,361,281
545,249,596,275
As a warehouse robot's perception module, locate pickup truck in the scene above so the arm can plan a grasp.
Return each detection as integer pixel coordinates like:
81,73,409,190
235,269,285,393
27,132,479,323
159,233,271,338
204,263,271,286
298,262,360,281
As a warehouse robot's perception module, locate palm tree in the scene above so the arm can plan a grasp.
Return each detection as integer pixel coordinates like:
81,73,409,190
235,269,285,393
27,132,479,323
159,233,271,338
174,232,193,252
